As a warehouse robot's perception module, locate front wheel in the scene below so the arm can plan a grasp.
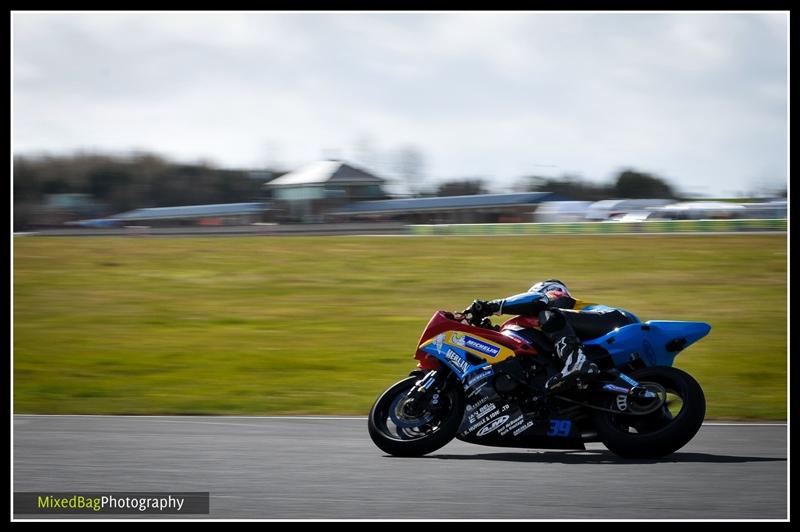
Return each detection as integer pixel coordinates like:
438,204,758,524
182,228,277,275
594,366,705,459
368,375,465,457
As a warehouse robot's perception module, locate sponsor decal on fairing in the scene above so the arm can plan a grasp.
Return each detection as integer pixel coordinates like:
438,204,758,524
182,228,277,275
465,408,503,434
467,395,490,411
466,367,493,387
450,332,466,347
467,402,497,425
434,333,445,354
445,349,470,374
498,414,527,437
463,337,501,357
476,415,511,437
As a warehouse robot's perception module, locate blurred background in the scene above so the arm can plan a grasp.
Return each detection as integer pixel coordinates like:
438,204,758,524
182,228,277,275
12,11,788,419
13,11,788,230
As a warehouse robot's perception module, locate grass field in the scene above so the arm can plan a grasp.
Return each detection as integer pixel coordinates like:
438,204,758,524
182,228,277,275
13,234,787,419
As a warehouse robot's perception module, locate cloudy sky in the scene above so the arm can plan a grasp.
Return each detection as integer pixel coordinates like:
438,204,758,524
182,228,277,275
13,11,788,196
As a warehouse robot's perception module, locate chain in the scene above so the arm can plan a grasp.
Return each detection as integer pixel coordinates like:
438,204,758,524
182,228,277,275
552,394,664,416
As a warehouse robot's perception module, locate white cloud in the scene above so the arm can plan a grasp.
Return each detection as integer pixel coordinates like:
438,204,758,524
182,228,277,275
12,11,788,196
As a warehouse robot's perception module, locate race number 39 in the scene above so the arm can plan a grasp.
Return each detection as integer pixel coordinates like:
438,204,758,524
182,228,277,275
547,419,572,437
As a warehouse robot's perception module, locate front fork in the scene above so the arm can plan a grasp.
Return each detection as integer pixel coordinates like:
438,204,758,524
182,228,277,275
404,370,446,416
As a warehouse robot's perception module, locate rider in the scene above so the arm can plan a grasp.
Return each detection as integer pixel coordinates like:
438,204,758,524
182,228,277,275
463,280,638,392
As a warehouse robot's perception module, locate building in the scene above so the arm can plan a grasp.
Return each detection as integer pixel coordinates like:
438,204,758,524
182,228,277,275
32,193,106,226
331,192,557,224
73,202,269,227
68,159,565,228
265,160,387,222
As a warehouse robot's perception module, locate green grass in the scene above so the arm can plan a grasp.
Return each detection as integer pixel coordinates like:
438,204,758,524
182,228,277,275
13,234,787,419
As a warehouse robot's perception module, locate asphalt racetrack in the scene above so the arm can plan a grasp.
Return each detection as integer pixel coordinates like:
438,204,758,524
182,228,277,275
13,415,787,520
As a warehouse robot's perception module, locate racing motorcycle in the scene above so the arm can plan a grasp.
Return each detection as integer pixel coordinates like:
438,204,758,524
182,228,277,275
368,308,709,459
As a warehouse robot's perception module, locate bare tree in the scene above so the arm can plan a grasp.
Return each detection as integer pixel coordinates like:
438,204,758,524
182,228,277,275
394,145,426,197
435,179,489,196
352,133,380,172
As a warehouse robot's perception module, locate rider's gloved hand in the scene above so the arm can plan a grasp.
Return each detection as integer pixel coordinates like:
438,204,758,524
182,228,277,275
463,299,489,318
463,299,501,319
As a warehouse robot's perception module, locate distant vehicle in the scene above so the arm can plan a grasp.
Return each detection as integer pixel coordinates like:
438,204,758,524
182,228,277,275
534,201,592,223
739,200,787,219
658,201,747,220
584,199,674,221
606,210,659,222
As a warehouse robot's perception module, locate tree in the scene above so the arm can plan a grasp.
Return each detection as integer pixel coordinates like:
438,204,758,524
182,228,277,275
613,169,677,199
352,133,380,173
520,174,610,201
12,152,269,230
435,179,489,196
394,146,426,197
517,168,679,200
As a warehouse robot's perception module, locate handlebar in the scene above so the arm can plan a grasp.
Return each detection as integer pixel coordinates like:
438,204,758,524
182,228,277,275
452,311,495,329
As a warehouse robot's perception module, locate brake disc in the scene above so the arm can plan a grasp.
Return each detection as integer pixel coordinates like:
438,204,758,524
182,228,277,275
388,395,434,428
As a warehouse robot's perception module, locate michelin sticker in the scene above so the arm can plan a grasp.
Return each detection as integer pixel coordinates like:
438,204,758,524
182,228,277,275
466,378,493,399
464,337,501,357
476,415,510,437
466,367,493,387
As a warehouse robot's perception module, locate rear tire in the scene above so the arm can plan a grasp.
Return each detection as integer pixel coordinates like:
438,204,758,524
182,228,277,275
368,376,465,457
594,366,705,459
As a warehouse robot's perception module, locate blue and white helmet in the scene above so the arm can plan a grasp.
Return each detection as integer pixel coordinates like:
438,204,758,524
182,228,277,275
529,279,570,297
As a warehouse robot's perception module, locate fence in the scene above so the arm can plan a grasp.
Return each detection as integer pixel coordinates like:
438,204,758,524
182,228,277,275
409,218,787,236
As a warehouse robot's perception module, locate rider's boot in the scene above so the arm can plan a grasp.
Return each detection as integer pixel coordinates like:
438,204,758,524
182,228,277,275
545,336,599,392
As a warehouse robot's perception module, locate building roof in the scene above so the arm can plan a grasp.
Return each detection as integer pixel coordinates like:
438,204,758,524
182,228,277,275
334,192,555,214
267,160,385,186
110,202,268,221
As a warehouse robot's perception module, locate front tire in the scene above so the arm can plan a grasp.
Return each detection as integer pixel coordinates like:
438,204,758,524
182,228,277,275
594,366,705,459
368,375,465,457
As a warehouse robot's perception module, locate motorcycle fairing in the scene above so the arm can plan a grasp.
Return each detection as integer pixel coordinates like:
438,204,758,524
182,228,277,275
455,376,585,450
414,311,538,371
584,320,711,367
419,330,517,379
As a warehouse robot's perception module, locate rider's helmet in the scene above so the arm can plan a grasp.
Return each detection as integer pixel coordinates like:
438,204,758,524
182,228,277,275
529,279,570,297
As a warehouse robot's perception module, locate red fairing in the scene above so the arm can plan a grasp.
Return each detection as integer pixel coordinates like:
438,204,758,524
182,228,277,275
413,311,539,370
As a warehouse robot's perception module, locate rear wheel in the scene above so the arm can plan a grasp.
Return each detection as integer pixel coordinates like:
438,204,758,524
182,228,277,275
368,375,465,457
594,366,705,459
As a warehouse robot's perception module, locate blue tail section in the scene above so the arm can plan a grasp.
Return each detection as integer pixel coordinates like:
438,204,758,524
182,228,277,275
585,320,711,367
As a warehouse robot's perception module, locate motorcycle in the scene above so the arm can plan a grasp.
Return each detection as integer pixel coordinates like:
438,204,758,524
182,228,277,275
368,308,710,459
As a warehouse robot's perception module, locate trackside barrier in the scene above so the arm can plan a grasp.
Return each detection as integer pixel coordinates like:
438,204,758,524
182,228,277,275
408,219,787,235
